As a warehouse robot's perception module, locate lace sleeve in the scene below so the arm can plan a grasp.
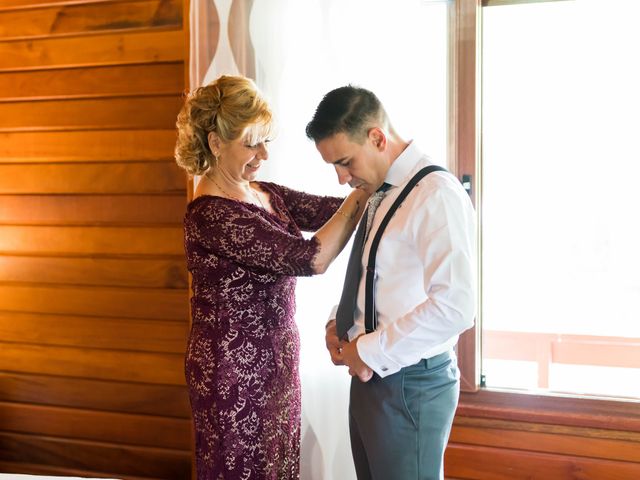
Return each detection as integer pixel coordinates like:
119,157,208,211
187,198,320,276
265,183,343,232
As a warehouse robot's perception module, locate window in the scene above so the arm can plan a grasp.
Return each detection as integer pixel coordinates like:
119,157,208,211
450,0,638,432
480,0,640,399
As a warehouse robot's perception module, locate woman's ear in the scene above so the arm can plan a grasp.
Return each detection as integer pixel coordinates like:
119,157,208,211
368,127,387,151
207,131,221,155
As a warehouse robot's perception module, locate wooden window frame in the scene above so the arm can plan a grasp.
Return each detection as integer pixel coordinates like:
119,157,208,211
450,0,640,434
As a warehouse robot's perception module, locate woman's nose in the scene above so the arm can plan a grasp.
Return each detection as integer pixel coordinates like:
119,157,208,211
257,143,269,160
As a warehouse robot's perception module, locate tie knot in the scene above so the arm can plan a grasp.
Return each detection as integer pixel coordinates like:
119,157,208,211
377,182,391,193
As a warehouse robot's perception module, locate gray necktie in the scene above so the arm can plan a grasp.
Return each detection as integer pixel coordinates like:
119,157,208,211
365,188,388,241
335,183,391,339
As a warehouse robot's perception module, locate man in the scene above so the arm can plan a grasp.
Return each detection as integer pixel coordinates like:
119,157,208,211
306,86,476,480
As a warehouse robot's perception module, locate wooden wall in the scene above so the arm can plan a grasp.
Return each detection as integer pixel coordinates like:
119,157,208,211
0,0,191,478
444,395,640,479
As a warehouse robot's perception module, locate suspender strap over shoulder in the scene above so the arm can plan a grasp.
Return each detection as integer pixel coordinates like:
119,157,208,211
364,165,447,334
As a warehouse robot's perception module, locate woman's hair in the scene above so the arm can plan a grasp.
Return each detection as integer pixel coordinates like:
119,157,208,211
175,75,273,175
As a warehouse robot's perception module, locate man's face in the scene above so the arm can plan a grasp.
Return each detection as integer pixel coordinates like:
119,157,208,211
316,131,386,194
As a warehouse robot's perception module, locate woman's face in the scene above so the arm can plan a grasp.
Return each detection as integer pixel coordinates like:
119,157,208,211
210,127,270,182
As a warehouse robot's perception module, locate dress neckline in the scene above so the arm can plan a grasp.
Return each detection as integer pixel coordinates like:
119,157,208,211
187,182,288,223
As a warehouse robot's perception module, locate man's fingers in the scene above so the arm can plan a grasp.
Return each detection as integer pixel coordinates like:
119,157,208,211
348,367,373,382
329,346,344,366
358,368,374,383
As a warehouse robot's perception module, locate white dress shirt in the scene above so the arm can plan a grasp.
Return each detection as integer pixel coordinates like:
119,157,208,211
340,142,477,378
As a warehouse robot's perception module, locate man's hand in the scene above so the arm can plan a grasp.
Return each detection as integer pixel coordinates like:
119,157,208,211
340,338,374,383
325,319,344,365
325,321,374,382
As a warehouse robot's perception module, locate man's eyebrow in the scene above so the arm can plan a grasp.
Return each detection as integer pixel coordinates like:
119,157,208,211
332,156,350,165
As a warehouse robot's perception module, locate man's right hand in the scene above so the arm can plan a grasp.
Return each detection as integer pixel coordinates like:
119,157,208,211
325,319,344,365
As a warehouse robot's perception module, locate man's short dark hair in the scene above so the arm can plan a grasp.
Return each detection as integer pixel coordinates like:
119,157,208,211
305,85,384,144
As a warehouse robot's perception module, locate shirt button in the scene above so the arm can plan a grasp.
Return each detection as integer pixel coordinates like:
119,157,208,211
381,366,388,372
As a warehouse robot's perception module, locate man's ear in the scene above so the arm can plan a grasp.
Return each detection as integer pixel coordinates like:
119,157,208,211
207,131,221,155
368,127,387,151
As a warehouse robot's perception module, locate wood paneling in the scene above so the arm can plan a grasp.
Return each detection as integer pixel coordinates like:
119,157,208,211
0,0,182,39
0,372,190,417
0,285,187,320
0,432,190,479
447,392,640,479
0,129,177,162
0,0,108,10
0,343,185,384
0,28,184,70
0,63,184,99
450,417,640,463
0,402,191,449
0,162,186,194
446,443,640,480
0,312,188,351
0,256,187,287
0,460,163,480
0,225,184,255
0,0,191,476
0,96,183,130
0,195,186,225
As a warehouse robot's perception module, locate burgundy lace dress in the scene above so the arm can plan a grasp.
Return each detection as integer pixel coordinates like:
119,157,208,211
184,182,342,480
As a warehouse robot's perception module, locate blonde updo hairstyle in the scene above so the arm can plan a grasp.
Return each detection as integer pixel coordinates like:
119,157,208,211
175,75,273,176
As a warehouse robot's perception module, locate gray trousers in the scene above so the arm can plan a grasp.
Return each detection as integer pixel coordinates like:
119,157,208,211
348,351,459,480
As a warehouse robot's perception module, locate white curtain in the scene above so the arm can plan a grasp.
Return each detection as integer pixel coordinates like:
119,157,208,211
189,1,449,478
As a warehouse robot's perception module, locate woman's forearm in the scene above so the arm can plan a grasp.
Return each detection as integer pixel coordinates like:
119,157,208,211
312,188,370,273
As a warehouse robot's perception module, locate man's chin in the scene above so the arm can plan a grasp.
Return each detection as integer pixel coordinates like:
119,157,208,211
354,185,375,194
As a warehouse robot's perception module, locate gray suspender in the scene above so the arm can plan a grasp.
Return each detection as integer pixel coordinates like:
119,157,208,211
364,165,447,333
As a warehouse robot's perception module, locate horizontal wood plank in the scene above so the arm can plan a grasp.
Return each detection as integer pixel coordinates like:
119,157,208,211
0,162,185,194
445,443,640,480
0,194,187,225
0,432,190,478
0,225,184,255
0,1,118,11
0,460,163,480
458,390,640,434
0,461,162,480
0,402,191,449
0,129,178,162
0,343,185,384
0,255,187,287
0,312,188,352
0,0,182,39
0,95,183,130
0,284,188,320
0,28,184,70
0,62,184,99
450,418,640,463
0,372,190,417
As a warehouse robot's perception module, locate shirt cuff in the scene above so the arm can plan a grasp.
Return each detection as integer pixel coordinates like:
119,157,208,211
356,330,403,378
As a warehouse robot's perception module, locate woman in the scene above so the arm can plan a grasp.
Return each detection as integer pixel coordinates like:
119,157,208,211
175,75,369,479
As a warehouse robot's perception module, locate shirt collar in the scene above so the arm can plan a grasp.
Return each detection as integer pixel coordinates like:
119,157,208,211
384,140,425,188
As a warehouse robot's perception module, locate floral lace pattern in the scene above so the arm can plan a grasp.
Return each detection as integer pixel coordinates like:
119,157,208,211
184,182,342,479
